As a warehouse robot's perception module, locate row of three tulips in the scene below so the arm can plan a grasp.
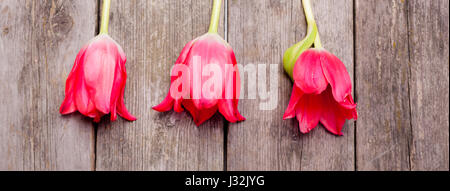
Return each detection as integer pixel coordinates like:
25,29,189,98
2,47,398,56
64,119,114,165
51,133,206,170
60,0,357,136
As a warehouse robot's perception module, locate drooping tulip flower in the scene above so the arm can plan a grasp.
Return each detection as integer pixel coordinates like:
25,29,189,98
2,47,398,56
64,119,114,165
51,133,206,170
283,0,356,135
283,49,357,135
153,0,245,126
60,0,136,123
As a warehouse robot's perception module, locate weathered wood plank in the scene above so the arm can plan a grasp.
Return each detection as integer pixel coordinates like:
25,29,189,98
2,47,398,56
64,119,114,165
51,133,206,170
226,0,302,171
408,0,449,171
226,0,354,171
0,0,97,170
355,0,412,171
96,0,225,171
300,0,355,171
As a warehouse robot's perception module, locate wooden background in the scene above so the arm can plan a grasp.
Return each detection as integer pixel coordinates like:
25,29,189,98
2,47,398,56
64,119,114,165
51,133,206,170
0,0,448,171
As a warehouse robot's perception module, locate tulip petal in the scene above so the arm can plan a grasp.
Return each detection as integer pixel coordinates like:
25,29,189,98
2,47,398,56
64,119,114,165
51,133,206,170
232,97,246,121
110,55,124,122
341,105,358,121
60,46,87,115
111,49,136,122
283,86,304,120
340,94,357,110
174,98,184,113
60,96,76,115
218,51,245,123
218,99,245,123
320,50,353,104
319,88,347,136
152,95,175,112
83,44,115,115
117,101,137,121
218,100,236,123
183,99,218,126
93,111,103,123
117,88,137,121
74,75,95,116
110,102,117,121
72,51,96,116
116,77,136,121
337,94,358,121
293,49,328,95
64,48,84,95
295,94,322,134
189,34,229,109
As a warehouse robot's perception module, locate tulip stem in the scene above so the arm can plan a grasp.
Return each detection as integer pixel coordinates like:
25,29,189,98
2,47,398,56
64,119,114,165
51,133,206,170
208,0,222,34
302,0,322,48
99,0,111,35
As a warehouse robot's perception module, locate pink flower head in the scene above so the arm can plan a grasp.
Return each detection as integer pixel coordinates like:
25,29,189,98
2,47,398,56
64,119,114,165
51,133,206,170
60,34,136,123
284,48,357,135
153,33,245,126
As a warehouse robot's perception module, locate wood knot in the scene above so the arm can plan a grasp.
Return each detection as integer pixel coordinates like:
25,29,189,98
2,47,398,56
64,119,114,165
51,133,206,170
45,1,74,42
50,8,73,36
2,27,9,35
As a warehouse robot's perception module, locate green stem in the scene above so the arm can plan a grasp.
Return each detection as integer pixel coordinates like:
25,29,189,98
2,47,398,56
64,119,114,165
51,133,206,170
302,0,322,48
99,0,111,35
208,0,222,33
314,34,322,48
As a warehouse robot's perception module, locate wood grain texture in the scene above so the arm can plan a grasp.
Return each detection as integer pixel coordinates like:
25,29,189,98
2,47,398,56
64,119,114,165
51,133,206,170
0,0,97,170
0,0,448,171
355,0,412,171
408,0,449,171
226,0,354,171
300,0,355,171
95,0,225,171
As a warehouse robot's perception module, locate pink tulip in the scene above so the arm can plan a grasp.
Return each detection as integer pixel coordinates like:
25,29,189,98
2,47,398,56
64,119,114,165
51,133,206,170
283,48,357,135
153,0,244,126
283,0,357,135
60,0,135,123
60,34,136,123
153,33,245,126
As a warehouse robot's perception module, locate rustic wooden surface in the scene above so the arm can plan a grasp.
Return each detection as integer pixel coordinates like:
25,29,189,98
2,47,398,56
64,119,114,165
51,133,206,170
408,0,449,171
95,0,226,171
0,0,448,171
355,0,412,171
227,0,354,171
0,0,97,170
